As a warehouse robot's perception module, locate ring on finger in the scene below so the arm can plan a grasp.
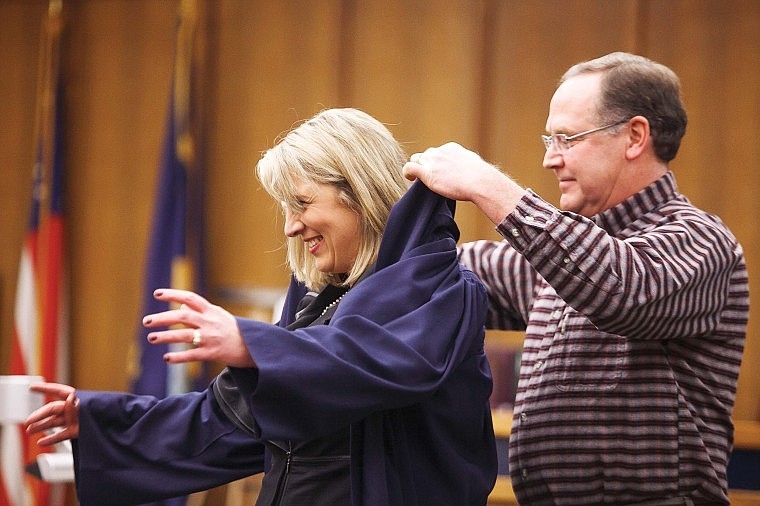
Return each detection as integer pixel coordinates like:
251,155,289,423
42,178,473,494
191,329,202,347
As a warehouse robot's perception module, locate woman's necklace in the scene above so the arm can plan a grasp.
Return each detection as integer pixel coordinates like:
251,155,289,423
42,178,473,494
320,292,348,317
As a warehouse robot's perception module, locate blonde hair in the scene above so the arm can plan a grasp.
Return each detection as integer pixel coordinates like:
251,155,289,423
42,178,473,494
257,108,409,289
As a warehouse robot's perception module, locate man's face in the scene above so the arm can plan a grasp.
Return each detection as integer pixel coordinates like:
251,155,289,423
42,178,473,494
542,73,628,217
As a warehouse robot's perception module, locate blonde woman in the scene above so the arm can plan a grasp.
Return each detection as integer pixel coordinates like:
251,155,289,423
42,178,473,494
27,108,497,505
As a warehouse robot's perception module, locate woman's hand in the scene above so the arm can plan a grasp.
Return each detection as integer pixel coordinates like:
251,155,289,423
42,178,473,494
24,382,80,446
142,288,255,368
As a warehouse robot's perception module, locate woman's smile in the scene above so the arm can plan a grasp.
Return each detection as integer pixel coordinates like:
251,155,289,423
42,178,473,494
284,181,362,275
306,236,322,254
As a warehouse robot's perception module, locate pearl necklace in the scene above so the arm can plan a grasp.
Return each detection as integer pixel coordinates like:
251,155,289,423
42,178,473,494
320,293,347,317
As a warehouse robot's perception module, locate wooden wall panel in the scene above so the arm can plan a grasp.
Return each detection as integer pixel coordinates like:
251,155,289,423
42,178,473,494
482,1,642,203
0,0,49,379
344,0,483,146
60,1,177,390
206,1,347,296
343,0,487,241
1,0,759,428
474,0,643,241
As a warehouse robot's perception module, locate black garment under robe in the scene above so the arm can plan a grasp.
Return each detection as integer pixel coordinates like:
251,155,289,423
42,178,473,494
250,284,353,505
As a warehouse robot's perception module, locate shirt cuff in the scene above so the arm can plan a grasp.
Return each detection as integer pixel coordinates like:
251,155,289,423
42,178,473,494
496,189,556,251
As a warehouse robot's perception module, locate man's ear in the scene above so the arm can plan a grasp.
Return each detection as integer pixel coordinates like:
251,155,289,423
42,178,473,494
625,115,650,160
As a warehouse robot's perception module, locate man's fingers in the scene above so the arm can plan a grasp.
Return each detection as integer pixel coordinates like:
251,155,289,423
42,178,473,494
402,161,422,181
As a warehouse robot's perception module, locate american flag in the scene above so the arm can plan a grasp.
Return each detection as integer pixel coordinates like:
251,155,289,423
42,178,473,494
1,2,68,505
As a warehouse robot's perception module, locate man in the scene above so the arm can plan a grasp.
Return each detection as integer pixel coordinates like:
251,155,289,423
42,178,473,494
404,52,748,505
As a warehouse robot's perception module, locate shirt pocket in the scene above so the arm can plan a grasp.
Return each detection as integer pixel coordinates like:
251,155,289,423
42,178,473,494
552,312,627,392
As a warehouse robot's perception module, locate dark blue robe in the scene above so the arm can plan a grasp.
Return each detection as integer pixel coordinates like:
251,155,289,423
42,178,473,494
73,181,497,505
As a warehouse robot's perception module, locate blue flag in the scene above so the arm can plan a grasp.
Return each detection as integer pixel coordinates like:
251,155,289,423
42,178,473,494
128,2,207,503
129,0,205,399
129,97,205,398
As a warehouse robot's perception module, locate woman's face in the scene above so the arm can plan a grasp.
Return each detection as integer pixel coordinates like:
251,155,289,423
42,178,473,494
283,180,362,275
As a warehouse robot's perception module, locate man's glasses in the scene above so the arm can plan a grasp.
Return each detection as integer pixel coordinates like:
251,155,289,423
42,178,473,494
541,119,629,154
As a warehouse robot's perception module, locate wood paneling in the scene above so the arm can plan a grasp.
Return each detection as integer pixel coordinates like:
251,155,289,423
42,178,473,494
1,0,758,432
0,0,50,383
57,0,177,390
206,1,346,293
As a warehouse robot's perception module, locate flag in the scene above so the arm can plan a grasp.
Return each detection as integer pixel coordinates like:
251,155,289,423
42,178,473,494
129,2,215,502
1,1,69,506
128,0,207,401
126,5,205,505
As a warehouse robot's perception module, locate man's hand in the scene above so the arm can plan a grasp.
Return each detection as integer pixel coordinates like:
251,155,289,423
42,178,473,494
403,142,526,224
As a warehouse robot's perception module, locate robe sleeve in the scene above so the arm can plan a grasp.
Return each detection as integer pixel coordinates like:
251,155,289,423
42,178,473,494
74,383,265,505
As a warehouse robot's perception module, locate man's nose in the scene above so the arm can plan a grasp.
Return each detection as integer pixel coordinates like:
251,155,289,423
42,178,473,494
542,146,564,170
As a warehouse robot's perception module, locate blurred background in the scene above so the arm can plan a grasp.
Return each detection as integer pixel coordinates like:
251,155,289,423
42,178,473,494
1,0,759,504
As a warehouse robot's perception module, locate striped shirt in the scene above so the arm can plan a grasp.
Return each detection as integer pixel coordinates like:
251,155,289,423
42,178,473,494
459,172,748,505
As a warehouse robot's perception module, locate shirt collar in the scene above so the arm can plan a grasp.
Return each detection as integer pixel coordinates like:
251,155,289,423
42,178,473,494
594,171,679,235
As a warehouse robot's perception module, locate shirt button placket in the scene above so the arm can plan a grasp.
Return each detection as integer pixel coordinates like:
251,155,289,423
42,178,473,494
518,412,529,481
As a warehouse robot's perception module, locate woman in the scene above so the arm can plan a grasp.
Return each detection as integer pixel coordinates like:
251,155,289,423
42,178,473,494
25,108,497,505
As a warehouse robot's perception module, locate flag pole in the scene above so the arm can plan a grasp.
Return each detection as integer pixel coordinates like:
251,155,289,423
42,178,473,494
38,0,67,387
